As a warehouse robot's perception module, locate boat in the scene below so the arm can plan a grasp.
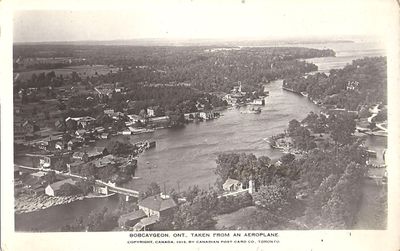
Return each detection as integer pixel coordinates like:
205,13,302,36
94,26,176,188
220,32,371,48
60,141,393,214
300,91,309,97
241,107,261,114
128,127,155,135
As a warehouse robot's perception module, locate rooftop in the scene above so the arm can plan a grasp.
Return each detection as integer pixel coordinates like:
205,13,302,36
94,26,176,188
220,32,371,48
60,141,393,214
118,209,147,223
139,194,177,212
48,178,77,191
223,178,241,187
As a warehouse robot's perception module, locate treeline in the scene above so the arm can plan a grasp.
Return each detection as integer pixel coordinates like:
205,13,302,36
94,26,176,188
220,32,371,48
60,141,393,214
283,57,387,110
15,45,335,93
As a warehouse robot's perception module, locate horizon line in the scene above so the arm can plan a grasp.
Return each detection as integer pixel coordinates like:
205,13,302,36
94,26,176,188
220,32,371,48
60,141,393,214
12,35,378,45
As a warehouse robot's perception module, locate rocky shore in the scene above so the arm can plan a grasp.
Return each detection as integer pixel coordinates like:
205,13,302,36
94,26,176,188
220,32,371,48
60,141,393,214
14,193,84,214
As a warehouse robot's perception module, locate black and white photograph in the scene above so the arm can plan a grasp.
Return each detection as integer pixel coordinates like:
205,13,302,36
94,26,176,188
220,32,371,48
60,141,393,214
1,0,400,250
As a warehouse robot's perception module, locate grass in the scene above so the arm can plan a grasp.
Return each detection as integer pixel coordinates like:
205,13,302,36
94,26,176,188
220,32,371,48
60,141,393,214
14,65,119,81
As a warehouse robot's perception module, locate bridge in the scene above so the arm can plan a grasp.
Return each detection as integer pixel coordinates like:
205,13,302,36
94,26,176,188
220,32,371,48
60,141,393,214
16,164,141,200
95,180,140,199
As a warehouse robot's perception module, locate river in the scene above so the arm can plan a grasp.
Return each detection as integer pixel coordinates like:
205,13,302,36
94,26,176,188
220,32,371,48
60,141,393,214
15,40,386,231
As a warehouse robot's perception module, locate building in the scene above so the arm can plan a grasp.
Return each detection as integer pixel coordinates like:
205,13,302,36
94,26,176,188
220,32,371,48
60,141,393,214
198,111,215,120
104,109,115,116
73,147,107,162
132,215,159,231
148,116,170,123
66,116,96,129
26,153,61,168
222,178,243,192
346,80,360,90
93,185,109,195
118,210,147,229
147,107,156,117
22,120,38,134
222,179,255,195
127,114,147,124
138,194,177,219
251,98,265,106
45,178,77,196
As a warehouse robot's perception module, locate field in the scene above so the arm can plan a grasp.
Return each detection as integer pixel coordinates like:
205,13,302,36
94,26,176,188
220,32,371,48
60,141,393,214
14,65,120,81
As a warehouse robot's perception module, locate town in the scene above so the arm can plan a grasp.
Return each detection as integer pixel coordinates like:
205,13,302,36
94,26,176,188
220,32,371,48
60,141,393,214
12,43,386,232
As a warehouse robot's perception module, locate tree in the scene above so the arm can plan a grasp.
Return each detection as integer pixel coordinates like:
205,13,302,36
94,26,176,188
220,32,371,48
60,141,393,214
57,183,81,196
106,140,135,156
144,182,161,198
86,207,118,231
43,171,57,185
79,163,96,178
253,178,294,212
288,119,301,136
328,113,356,145
280,153,295,165
53,159,67,172
173,190,218,230
76,180,94,195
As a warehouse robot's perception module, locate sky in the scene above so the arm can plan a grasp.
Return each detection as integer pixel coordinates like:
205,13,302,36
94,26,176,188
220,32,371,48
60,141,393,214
12,0,395,43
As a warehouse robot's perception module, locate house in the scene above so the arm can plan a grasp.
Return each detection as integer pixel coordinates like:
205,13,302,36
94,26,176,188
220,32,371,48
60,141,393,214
148,116,170,123
112,112,125,120
27,154,61,168
147,107,156,117
94,127,105,133
35,135,63,150
100,132,110,139
67,138,82,150
55,141,64,150
93,185,109,195
45,178,77,196
54,120,64,130
346,80,360,90
199,111,215,120
104,109,115,116
66,116,96,129
75,129,87,138
127,114,147,124
92,154,115,168
22,120,38,134
87,147,108,160
118,209,147,229
138,194,177,219
251,98,265,106
132,215,159,231
222,178,243,192
72,152,88,161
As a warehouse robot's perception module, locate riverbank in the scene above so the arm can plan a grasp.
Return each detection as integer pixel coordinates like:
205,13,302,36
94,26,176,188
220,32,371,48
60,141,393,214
15,193,85,214
15,192,116,214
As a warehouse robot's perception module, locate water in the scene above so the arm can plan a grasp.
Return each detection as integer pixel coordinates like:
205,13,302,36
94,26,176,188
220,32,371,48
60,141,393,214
302,41,385,73
15,40,386,231
15,195,119,232
124,80,319,192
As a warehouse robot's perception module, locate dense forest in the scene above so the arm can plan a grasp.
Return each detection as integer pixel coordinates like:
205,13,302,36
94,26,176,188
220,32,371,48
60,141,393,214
283,57,387,110
14,45,335,93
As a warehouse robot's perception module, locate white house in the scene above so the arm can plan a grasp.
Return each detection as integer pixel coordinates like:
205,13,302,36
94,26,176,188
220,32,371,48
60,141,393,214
45,178,77,197
222,178,243,192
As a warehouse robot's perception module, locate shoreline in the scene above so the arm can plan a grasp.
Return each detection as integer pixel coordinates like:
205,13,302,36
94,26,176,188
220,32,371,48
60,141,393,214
15,192,116,215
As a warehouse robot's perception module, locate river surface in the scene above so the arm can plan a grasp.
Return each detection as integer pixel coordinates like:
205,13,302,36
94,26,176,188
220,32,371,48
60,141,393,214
15,40,386,231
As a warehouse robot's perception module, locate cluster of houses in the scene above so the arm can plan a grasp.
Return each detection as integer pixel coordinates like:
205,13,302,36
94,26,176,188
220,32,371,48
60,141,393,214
118,193,178,231
223,82,267,106
116,177,255,231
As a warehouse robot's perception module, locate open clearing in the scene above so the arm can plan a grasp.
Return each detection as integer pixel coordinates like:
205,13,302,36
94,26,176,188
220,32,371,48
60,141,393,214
14,65,119,81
